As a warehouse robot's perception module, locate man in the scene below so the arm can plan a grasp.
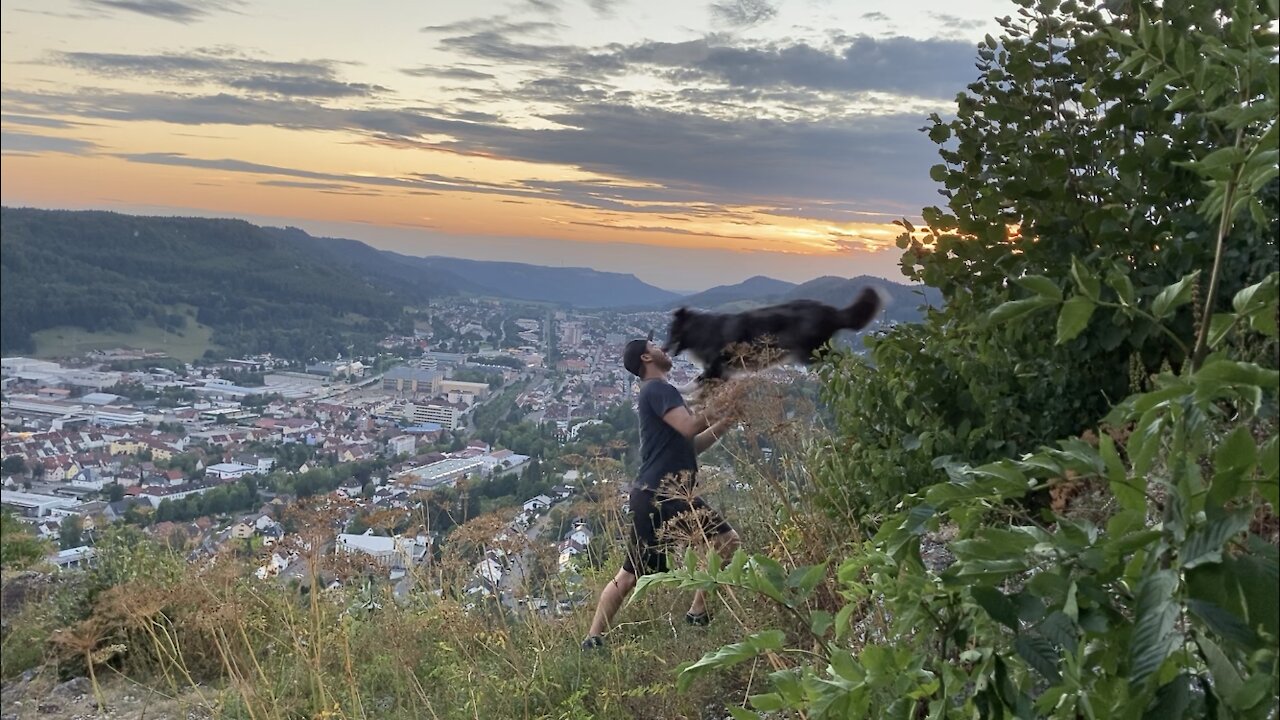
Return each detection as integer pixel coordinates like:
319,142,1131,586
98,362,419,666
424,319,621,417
582,335,740,649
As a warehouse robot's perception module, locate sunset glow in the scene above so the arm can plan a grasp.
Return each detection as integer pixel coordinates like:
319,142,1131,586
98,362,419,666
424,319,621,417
1,0,1012,288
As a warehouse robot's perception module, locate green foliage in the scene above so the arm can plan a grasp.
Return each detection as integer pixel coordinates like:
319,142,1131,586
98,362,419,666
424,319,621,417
58,515,84,550
640,1,1280,718
0,509,48,571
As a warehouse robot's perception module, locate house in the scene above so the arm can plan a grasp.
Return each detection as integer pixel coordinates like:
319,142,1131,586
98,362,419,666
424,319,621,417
386,435,416,457
335,532,429,568
48,546,96,571
205,462,258,481
336,478,363,498
522,494,553,513
104,497,149,522
229,522,254,540
474,556,504,584
549,484,574,500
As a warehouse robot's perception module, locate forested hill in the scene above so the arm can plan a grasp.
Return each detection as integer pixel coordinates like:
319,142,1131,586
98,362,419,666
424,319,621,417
0,208,427,359
0,208,689,359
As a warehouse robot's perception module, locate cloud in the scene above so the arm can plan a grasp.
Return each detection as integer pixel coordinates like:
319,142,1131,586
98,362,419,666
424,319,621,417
586,0,622,16
0,113,89,129
709,0,778,28
563,219,756,241
620,36,978,97
400,66,496,80
860,12,890,22
421,29,976,100
77,0,241,23
928,13,987,31
0,130,99,155
9,84,941,210
420,18,557,35
523,0,560,14
55,50,384,98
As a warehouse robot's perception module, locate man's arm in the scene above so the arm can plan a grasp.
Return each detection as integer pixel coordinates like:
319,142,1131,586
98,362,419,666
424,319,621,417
662,404,715,440
694,417,733,454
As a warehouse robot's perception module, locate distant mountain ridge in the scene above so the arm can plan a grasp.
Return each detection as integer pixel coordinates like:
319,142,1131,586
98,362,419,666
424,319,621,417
421,256,681,308
674,275,798,308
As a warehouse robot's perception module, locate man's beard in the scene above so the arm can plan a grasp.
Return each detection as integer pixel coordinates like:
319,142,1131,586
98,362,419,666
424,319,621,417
656,355,673,372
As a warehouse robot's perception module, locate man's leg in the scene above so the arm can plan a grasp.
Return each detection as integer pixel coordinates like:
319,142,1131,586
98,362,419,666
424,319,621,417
588,567,638,637
688,528,740,617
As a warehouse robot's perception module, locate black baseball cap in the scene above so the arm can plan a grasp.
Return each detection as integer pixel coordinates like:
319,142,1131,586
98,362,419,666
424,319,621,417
623,331,654,377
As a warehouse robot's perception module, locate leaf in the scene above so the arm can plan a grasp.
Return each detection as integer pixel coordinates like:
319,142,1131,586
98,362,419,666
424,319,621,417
1015,275,1062,301
1107,271,1137,307
972,586,1020,630
728,707,763,720
833,603,857,642
677,630,786,692
1195,360,1279,393
1232,273,1279,314
1070,257,1101,300
1143,674,1192,720
1260,436,1279,508
1063,582,1079,622
1181,511,1250,569
810,610,834,638
1130,569,1180,683
989,297,1056,324
1196,146,1248,172
1151,270,1200,319
1014,634,1061,682
1196,633,1244,705
786,562,827,596
1229,552,1280,639
1186,599,1261,651
1206,312,1236,349
1039,610,1079,654
1207,426,1257,508
1100,433,1144,512
1056,295,1096,344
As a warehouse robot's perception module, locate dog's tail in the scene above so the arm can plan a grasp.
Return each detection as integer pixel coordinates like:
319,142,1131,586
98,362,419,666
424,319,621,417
842,286,883,330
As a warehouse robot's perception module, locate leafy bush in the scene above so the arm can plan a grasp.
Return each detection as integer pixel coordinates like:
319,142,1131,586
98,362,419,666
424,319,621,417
635,0,1280,717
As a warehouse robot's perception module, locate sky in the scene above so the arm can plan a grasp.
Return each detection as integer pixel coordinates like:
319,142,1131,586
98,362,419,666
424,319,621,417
0,0,1012,291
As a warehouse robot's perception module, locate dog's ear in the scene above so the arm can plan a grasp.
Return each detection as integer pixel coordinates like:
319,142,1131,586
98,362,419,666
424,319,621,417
673,306,690,319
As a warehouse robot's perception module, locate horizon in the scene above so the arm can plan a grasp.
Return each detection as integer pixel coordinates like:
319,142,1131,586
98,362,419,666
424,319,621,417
1,0,1010,287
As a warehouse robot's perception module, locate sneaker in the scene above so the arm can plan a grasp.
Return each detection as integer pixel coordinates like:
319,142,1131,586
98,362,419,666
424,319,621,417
685,611,711,626
581,635,604,650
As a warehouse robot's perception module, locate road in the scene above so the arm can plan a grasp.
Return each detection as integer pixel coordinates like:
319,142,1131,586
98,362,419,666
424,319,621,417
498,511,554,608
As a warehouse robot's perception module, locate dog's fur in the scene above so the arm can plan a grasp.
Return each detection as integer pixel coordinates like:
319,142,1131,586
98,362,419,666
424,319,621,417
663,286,883,384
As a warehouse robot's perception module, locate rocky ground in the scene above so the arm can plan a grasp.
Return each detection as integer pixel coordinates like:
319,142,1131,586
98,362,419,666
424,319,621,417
0,674,215,720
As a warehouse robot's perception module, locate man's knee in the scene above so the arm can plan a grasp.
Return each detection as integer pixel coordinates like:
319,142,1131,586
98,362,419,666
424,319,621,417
612,569,638,594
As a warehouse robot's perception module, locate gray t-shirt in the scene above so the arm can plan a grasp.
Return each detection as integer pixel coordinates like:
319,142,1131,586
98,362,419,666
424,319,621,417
634,378,698,491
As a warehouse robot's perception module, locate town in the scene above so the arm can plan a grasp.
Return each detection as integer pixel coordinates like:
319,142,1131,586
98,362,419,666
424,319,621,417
0,298,710,611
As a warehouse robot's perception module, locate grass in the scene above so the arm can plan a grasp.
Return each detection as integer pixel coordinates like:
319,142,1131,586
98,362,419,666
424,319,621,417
32,306,216,362
0,378,842,719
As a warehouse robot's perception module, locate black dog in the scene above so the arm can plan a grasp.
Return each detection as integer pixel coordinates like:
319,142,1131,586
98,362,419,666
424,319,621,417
662,287,883,385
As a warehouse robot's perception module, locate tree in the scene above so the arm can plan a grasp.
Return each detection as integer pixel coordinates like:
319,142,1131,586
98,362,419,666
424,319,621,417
59,515,84,550
1,455,25,476
640,1,1280,716
106,483,125,503
815,0,1279,514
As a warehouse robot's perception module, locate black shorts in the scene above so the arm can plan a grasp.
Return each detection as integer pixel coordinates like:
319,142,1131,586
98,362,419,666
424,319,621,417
622,485,733,576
